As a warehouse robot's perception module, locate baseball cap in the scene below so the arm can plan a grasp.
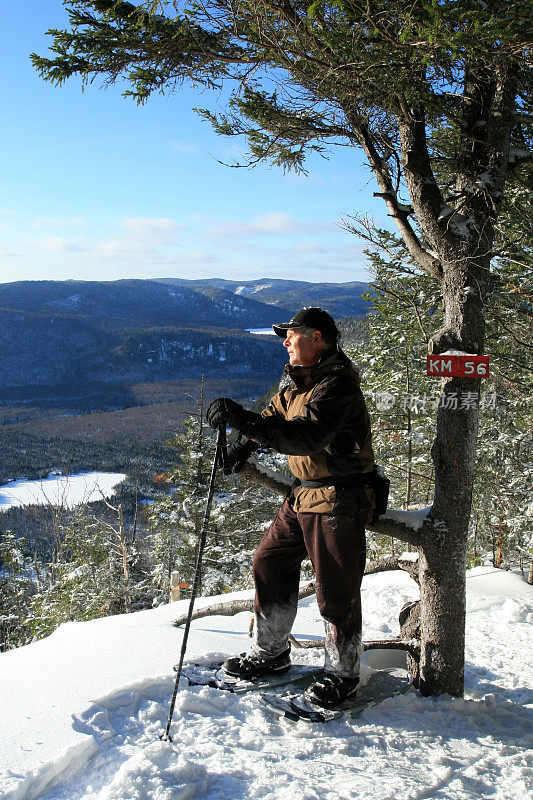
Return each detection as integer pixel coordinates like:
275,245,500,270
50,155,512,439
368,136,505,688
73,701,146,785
272,307,339,340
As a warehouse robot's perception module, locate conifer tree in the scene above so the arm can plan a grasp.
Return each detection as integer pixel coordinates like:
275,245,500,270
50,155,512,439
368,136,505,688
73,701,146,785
149,409,287,599
148,413,215,602
29,505,135,639
349,234,441,515
352,226,531,574
0,532,36,651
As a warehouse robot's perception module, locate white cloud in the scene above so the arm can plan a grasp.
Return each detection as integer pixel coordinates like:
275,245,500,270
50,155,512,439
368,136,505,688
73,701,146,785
0,243,20,258
32,216,87,229
249,212,301,234
93,238,142,259
183,250,221,263
90,217,183,263
0,208,372,284
33,236,84,252
120,216,181,234
292,242,324,254
209,212,307,239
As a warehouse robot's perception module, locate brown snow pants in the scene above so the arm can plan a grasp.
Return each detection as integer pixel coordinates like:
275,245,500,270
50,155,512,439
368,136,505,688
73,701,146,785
252,491,368,678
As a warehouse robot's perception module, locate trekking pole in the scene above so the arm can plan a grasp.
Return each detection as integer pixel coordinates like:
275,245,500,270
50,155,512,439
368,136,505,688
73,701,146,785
160,424,227,742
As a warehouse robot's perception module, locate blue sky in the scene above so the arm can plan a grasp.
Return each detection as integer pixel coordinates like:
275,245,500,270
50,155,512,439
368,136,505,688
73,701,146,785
0,1,390,285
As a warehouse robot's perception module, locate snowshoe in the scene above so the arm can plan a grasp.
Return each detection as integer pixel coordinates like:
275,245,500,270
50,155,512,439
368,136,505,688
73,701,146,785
304,673,359,708
222,647,291,679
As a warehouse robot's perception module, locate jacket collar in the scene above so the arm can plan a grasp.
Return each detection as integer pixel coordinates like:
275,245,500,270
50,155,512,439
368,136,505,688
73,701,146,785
285,346,348,389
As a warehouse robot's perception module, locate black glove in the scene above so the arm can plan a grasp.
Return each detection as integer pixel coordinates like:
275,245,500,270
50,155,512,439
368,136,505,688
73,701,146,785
224,437,260,474
206,397,245,430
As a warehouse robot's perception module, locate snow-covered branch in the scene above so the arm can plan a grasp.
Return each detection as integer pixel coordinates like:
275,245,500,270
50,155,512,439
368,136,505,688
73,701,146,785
172,581,316,627
241,459,425,548
366,553,420,584
240,457,293,494
367,511,425,548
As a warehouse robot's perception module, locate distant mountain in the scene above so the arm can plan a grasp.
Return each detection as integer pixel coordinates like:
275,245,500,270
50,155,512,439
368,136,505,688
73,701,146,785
0,280,292,393
156,278,370,319
0,308,286,391
0,280,293,330
0,278,368,397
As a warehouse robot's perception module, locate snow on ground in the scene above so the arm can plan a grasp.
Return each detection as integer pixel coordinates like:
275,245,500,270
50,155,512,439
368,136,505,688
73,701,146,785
1,568,531,800
245,329,277,335
0,473,126,512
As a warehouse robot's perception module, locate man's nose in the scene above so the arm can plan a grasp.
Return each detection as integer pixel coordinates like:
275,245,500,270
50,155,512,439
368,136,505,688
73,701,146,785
283,336,290,347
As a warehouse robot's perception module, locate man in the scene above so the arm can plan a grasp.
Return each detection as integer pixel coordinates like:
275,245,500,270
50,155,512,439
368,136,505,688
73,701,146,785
206,307,374,707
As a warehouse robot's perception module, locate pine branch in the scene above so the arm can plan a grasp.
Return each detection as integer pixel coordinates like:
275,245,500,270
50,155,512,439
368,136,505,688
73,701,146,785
347,117,443,280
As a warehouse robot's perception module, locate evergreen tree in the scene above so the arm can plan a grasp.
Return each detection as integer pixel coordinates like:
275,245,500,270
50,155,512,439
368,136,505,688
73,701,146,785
349,234,441,511
208,446,294,591
149,410,287,600
29,505,136,639
351,227,531,574
148,412,214,602
0,532,36,651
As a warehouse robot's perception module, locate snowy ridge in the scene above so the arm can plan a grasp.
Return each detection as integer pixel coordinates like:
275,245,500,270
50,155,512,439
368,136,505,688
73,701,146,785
1,569,531,800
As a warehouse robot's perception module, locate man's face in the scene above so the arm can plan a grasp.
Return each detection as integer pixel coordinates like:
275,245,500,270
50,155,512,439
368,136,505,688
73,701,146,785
283,328,322,366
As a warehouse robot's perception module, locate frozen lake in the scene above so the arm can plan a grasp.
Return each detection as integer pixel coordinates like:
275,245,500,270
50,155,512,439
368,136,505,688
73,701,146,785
0,472,126,511
246,327,277,335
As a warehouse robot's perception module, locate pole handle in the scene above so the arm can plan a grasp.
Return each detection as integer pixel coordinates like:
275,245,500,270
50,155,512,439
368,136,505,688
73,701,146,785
218,424,230,474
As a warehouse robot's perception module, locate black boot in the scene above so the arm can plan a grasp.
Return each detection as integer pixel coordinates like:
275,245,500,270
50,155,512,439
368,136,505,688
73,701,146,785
222,646,291,679
305,673,359,707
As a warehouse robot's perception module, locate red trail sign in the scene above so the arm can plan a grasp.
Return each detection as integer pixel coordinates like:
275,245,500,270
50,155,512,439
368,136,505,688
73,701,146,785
427,354,489,378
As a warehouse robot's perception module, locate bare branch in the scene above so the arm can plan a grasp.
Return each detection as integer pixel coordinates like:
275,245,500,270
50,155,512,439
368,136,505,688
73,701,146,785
347,118,443,280
173,579,315,627
366,554,420,584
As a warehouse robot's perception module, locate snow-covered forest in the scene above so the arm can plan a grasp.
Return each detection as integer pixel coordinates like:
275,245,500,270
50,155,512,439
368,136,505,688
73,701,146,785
2,256,531,654
0,250,533,650
1,0,531,794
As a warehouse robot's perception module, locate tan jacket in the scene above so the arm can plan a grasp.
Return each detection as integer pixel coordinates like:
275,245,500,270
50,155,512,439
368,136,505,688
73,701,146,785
239,347,374,513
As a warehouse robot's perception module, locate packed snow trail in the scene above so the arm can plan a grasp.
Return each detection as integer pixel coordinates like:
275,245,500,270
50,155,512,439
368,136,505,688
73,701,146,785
1,568,531,800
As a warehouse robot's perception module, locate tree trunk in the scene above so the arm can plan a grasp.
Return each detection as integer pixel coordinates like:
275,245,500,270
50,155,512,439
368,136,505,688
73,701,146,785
399,600,420,685
405,346,412,510
118,505,132,613
420,254,486,696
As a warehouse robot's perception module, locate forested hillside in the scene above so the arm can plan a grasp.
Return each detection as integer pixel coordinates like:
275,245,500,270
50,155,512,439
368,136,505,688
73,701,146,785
0,279,293,329
157,277,369,318
0,311,286,389
0,278,368,393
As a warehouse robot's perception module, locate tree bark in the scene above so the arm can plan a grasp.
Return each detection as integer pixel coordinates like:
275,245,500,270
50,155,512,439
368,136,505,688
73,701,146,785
118,504,132,614
399,600,421,685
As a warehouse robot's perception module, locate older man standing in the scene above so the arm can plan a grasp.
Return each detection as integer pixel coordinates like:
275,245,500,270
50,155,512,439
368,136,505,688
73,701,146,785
206,307,374,707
